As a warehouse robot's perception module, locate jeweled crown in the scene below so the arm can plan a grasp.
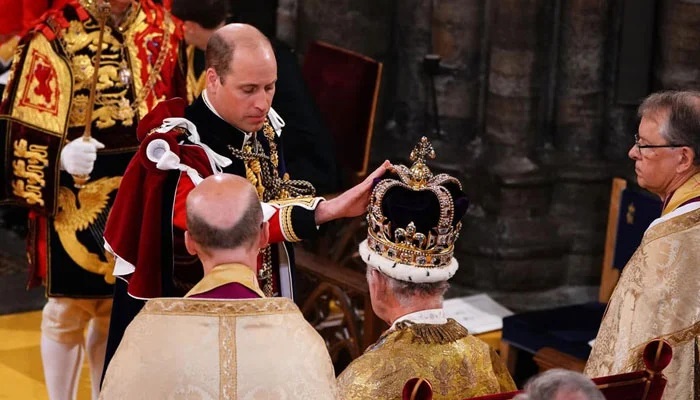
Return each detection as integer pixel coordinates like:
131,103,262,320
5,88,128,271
366,137,467,270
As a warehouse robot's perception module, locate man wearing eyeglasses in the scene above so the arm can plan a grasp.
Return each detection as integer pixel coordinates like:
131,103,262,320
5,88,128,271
585,90,700,398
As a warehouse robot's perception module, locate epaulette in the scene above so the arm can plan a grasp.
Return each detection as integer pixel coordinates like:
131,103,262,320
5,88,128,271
30,0,82,41
30,0,88,41
141,0,163,25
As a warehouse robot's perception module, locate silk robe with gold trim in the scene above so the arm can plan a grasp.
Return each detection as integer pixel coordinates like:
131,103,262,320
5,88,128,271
337,319,516,400
100,297,339,399
0,0,185,297
585,194,700,399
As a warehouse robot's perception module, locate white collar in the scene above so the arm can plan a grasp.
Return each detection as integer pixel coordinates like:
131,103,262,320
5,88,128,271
647,201,700,231
202,89,225,121
391,308,447,330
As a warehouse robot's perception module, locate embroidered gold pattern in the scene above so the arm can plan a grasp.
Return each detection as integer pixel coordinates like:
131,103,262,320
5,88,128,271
280,206,300,242
268,195,320,209
625,320,700,371
11,139,50,207
185,45,206,103
143,296,300,316
61,2,173,128
53,176,122,282
337,319,515,399
12,180,45,207
121,6,174,118
10,35,71,135
220,315,237,399
1,42,22,104
585,207,700,399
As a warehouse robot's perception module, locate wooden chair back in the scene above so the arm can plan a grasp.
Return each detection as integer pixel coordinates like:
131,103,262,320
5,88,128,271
599,178,661,302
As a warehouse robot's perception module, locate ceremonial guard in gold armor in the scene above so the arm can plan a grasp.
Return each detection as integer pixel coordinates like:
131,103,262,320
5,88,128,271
0,1,185,398
337,138,516,400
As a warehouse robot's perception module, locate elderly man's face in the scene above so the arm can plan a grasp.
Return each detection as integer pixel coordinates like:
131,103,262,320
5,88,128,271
628,112,686,196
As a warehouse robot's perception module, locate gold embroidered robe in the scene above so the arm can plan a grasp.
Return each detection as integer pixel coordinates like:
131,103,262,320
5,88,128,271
585,178,700,399
100,297,339,399
337,319,516,400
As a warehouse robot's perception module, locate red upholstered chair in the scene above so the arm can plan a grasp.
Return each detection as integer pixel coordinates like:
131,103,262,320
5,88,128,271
401,340,672,400
301,40,382,187
295,41,386,368
499,178,662,374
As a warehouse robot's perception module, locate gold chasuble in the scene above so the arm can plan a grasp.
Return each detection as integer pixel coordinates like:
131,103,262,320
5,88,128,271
337,319,516,400
585,173,700,399
100,297,339,399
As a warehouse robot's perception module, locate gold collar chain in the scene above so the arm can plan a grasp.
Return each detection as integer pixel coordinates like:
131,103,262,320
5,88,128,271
228,121,315,202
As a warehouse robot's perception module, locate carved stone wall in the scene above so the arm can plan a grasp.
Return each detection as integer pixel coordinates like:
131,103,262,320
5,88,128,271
283,0,700,310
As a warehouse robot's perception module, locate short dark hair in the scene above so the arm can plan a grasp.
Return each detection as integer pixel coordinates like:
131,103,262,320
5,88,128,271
638,90,700,165
171,0,230,29
205,31,234,79
186,188,262,250
205,28,273,81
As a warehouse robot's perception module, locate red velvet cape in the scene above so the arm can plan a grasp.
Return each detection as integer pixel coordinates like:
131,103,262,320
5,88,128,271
104,98,213,298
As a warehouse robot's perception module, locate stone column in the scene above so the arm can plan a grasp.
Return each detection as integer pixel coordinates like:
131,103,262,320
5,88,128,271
602,0,638,171
549,0,609,289
654,0,700,89
429,0,485,162
276,0,298,46
483,0,545,175
390,0,432,150
295,0,392,57
457,0,569,310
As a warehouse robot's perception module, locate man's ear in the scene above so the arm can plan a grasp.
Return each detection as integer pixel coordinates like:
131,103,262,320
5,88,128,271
367,267,386,293
258,221,270,249
184,231,198,256
677,147,697,173
205,68,219,94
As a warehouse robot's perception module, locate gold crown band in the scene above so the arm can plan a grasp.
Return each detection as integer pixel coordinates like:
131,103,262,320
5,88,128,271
366,233,455,268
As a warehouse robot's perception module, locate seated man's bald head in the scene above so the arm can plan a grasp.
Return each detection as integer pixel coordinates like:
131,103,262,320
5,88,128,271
186,174,262,251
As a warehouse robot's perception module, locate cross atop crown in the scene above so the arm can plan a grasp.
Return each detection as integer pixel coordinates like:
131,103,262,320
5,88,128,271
408,136,436,188
410,136,436,164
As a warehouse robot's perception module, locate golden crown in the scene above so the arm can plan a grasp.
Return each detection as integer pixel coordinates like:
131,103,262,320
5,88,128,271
366,137,464,269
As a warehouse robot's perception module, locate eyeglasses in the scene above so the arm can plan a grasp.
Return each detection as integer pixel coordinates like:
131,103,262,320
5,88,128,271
634,134,689,157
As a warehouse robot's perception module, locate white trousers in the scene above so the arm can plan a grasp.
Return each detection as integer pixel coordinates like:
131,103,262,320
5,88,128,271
41,297,112,400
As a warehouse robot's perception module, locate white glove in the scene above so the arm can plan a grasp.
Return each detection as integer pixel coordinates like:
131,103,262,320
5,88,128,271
60,137,105,176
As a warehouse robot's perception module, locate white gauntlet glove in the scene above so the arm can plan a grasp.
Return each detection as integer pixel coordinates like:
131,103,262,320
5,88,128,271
60,137,105,176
